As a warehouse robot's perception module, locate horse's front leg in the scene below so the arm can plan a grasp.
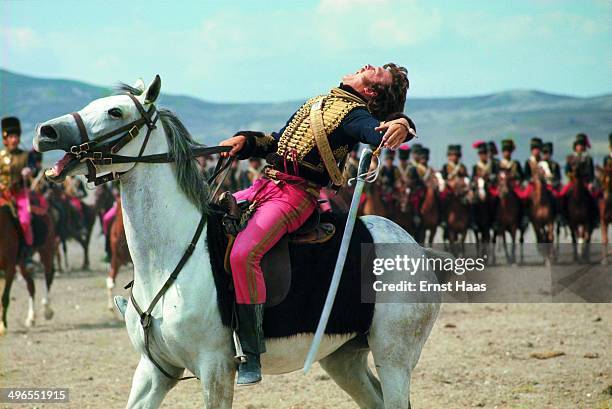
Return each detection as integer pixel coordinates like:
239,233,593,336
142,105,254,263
125,356,180,409
198,355,235,409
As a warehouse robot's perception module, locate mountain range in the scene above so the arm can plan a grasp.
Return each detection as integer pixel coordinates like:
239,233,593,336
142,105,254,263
1,68,610,167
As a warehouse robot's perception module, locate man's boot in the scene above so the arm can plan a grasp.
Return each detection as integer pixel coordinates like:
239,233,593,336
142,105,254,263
236,303,265,386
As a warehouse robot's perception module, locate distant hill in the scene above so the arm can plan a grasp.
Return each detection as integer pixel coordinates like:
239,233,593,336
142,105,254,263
1,68,610,167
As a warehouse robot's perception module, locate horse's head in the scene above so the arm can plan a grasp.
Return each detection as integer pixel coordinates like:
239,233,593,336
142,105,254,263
34,76,162,183
535,160,552,183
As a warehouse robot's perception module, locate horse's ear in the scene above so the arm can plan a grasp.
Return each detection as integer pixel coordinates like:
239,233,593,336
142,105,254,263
145,75,161,104
133,78,145,94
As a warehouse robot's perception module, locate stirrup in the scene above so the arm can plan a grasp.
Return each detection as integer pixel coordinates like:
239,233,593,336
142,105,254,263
236,354,262,386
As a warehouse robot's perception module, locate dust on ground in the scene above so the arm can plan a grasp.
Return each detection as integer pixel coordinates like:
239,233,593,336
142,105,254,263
0,231,610,409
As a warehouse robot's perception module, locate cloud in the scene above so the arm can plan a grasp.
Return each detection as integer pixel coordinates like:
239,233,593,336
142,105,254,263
0,27,41,49
315,0,442,50
452,9,610,45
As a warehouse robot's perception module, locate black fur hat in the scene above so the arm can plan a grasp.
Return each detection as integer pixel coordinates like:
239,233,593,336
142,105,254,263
530,137,543,150
398,144,410,160
501,139,515,152
487,141,498,155
573,133,590,149
447,144,462,156
1,116,21,138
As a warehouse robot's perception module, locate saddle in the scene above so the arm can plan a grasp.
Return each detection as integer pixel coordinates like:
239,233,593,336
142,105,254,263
206,208,377,338
217,192,336,307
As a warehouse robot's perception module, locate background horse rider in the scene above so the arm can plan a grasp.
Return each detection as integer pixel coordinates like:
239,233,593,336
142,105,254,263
499,139,523,183
396,144,411,184
218,63,414,386
523,137,543,183
1,116,49,268
472,140,499,183
379,149,401,208
438,144,467,232
564,133,595,188
542,142,561,189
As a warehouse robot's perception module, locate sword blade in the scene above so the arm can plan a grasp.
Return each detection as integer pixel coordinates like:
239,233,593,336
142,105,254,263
303,148,373,373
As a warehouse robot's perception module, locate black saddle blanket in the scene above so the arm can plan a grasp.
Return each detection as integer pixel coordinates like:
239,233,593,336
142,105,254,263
206,211,376,339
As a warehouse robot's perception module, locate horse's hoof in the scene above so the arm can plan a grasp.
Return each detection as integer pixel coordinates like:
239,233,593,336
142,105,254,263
113,296,128,319
0,322,6,336
43,304,54,320
106,277,115,290
24,317,35,328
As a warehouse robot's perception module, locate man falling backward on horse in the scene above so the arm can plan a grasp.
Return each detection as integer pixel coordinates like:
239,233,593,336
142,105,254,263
219,63,415,385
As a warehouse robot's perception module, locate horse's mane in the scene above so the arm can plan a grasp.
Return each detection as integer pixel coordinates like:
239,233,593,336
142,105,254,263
116,83,211,214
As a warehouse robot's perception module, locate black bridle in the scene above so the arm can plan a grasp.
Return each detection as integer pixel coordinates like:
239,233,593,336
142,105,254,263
70,92,234,381
69,93,229,185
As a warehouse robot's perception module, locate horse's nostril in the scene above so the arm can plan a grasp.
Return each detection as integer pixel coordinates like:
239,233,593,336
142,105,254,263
40,125,58,140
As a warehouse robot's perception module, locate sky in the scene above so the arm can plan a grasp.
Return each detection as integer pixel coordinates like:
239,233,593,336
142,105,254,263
1,0,611,103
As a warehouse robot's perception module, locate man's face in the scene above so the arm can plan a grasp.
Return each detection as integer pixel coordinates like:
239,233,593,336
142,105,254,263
478,152,488,162
448,153,459,163
531,148,540,157
3,133,20,151
575,144,585,153
542,151,550,160
342,65,392,99
502,150,512,160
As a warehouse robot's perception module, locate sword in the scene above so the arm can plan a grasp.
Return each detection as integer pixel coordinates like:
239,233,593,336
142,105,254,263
303,147,375,373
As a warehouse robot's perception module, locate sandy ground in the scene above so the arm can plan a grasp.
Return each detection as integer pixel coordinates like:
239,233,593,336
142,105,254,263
1,226,611,409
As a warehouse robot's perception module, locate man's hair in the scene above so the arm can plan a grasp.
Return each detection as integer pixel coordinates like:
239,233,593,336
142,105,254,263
367,63,409,121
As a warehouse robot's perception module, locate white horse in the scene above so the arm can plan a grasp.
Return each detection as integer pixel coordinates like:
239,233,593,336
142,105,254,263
34,76,440,409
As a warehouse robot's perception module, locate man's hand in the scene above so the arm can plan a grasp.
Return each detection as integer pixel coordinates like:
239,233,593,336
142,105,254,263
219,135,247,158
375,118,416,149
21,167,32,178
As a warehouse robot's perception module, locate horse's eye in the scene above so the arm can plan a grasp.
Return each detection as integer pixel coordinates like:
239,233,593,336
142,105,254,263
108,108,123,119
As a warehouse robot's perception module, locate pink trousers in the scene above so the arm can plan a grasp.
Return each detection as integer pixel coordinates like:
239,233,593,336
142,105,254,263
230,176,317,304
14,190,33,246
102,202,118,235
